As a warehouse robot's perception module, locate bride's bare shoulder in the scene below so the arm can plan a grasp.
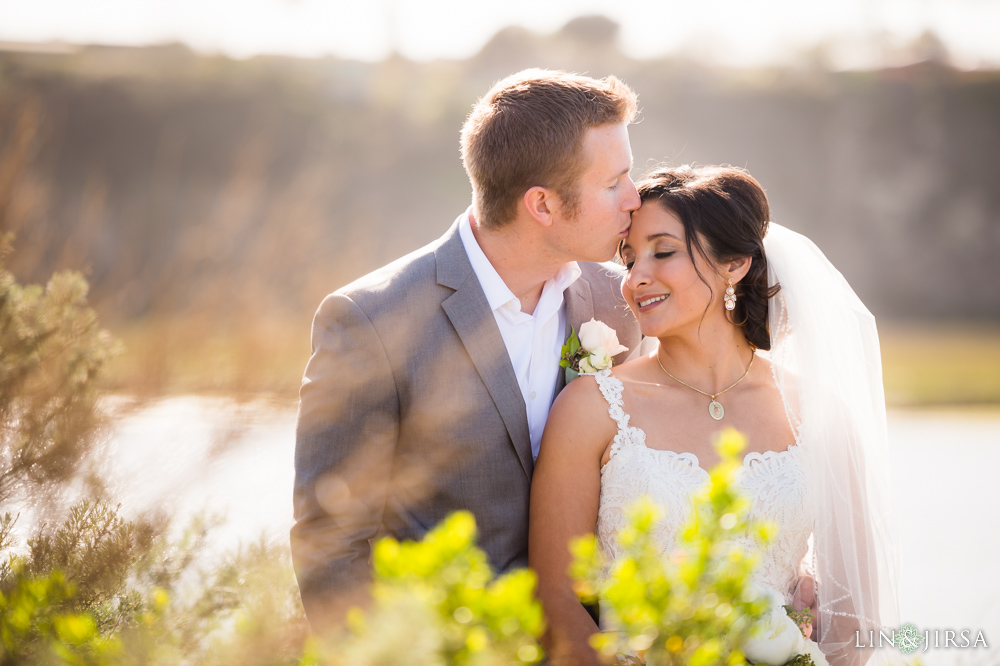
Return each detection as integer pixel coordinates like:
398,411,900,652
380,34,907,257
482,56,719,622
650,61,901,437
597,354,665,396
541,373,618,458
606,354,651,382
549,372,614,420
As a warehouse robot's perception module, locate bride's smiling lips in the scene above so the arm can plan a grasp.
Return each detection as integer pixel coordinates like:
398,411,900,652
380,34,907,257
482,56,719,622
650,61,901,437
635,293,669,312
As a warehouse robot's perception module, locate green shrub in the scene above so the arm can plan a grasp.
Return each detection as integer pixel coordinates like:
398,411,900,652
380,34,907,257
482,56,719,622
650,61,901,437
0,234,119,506
571,428,770,666
305,511,545,666
0,565,123,665
0,245,309,666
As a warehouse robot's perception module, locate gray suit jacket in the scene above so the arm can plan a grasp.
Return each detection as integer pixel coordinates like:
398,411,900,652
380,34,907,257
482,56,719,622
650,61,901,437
291,219,641,624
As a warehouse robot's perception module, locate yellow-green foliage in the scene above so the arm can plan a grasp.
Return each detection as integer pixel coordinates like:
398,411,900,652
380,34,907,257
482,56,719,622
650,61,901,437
571,428,771,666
0,501,159,665
2,504,310,666
0,567,123,665
305,511,545,666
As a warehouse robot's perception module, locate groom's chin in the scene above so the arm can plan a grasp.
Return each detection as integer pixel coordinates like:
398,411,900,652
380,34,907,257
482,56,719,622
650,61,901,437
594,243,623,264
563,237,622,265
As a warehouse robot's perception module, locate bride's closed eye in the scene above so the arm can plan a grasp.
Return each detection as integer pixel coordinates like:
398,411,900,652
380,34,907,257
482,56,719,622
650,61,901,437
622,250,674,271
626,251,675,269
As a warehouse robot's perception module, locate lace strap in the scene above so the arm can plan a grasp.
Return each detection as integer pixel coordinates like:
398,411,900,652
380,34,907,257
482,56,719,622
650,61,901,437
592,369,630,433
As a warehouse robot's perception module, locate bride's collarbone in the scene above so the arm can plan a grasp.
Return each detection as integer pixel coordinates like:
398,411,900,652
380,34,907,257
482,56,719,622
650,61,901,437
617,378,796,463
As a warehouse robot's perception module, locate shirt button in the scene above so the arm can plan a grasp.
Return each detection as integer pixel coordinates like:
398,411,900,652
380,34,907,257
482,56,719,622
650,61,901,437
530,391,537,400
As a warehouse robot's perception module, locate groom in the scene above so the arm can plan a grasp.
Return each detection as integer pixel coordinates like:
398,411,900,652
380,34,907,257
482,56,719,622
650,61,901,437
291,69,643,628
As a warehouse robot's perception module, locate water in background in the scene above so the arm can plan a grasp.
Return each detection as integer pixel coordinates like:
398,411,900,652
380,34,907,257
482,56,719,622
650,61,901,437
99,398,1000,666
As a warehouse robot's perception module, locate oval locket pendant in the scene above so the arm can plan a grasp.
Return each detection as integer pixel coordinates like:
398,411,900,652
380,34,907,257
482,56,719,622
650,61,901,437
708,400,725,420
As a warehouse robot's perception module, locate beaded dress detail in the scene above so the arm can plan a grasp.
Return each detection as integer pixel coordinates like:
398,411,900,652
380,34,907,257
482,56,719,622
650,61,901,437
593,368,812,603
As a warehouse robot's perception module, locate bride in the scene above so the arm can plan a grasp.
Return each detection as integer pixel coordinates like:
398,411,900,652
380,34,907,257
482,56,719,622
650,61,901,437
528,165,899,666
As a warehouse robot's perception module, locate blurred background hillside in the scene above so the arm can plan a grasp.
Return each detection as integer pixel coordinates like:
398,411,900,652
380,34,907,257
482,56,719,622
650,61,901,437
1,13,999,404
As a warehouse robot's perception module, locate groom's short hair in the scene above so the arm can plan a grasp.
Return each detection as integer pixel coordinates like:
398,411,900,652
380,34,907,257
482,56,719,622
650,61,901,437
461,69,638,230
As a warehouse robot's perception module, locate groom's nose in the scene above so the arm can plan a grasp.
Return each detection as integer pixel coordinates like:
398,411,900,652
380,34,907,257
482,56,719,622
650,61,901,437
622,176,640,212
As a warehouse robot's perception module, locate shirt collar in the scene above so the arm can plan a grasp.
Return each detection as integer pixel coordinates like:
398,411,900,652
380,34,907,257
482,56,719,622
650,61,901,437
458,209,581,315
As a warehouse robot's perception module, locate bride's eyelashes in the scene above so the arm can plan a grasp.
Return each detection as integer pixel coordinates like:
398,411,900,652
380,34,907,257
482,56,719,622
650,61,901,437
624,250,676,270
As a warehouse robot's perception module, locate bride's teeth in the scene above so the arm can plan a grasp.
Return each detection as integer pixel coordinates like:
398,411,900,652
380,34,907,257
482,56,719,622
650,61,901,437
639,295,667,307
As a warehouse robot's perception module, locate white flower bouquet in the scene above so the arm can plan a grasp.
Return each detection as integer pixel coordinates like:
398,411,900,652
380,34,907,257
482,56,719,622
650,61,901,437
743,586,827,666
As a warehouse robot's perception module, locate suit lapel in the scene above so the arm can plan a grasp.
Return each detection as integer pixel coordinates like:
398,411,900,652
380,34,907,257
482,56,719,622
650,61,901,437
436,225,533,479
555,276,595,395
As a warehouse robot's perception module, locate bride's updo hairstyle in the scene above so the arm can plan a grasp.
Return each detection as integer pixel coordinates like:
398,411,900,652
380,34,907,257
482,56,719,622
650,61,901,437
633,164,779,350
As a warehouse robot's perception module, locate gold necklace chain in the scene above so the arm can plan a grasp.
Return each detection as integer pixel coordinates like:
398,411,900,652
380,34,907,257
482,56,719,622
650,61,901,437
655,351,755,421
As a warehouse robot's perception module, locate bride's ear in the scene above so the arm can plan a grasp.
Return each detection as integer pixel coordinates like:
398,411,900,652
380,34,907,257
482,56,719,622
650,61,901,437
724,256,752,284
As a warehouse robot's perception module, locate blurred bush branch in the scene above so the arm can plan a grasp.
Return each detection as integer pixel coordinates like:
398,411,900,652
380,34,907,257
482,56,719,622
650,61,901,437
0,235,119,506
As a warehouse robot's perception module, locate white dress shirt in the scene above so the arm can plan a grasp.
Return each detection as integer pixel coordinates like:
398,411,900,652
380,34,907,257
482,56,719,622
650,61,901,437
458,210,581,459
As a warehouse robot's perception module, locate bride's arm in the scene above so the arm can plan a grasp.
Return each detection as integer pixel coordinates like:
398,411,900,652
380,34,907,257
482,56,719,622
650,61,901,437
529,376,617,666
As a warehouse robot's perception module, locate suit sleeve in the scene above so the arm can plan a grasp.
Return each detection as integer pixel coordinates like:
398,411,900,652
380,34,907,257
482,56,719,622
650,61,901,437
290,292,399,628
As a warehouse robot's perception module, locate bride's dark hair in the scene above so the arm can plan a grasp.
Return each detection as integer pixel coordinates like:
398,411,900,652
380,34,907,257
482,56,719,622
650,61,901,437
632,164,779,350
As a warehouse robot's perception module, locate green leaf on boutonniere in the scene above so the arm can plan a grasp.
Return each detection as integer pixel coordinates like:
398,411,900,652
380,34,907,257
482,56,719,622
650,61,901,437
560,327,581,369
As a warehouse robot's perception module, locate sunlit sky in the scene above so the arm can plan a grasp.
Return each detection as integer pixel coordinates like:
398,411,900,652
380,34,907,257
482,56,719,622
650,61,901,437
1,0,999,68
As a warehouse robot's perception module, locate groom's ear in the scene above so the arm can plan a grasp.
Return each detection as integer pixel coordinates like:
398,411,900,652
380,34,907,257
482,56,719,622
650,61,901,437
523,186,556,228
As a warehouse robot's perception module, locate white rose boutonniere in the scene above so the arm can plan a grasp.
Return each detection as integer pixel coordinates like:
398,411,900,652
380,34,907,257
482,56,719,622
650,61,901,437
561,318,628,382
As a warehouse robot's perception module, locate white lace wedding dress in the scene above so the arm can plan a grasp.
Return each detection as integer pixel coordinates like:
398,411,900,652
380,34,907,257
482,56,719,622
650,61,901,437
592,367,812,605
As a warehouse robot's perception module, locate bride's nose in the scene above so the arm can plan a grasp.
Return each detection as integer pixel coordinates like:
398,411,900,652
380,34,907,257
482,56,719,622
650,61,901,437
625,259,651,291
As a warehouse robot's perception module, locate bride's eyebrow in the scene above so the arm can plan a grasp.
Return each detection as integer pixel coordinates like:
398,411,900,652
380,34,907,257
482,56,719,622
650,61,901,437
648,232,681,242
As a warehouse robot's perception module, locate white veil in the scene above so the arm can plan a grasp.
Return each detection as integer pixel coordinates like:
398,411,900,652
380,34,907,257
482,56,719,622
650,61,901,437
763,223,900,665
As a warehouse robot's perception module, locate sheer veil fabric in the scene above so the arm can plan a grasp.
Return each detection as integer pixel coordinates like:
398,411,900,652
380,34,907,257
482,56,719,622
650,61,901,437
762,223,899,665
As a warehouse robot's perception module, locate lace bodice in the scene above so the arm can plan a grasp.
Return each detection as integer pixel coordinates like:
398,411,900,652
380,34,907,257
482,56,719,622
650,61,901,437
593,369,812,603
